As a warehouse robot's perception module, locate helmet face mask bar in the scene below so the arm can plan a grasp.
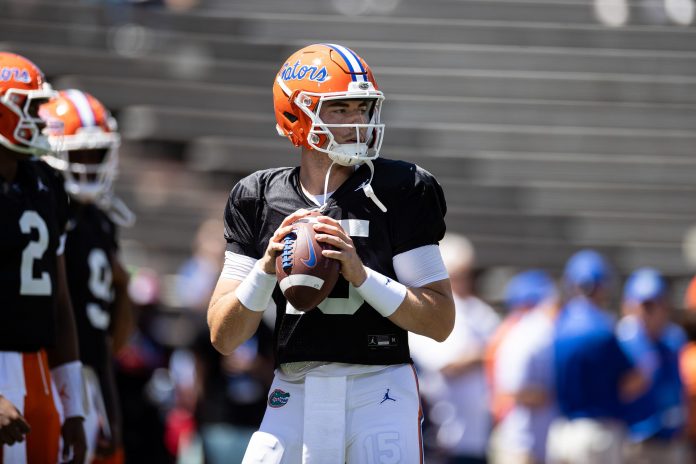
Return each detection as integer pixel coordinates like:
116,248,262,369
6,85,57,155
40,90,120,203
46,128,120,202
0,53,59,156
302,89,385,167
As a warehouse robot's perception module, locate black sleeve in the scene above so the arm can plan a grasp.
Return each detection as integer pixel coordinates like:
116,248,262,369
223,176,263,259
94,208,119,252
49,165,70,236
37,160,70,251
107,218,119,252
389,166,447,255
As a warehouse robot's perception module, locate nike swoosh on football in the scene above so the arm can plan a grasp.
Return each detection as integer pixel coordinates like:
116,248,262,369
300,233,317,267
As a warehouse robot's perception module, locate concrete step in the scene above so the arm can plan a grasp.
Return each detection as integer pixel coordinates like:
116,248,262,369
54,75,696,132
5,0,686,31
115,106,696,157
199,0,662,25
186,136,696,186
5,18,696,76
448,208,692,244
441,179,696,216
468,236,687,275
424,151,696,186
186,13,696,52
7,1,696,50
12,43,696,105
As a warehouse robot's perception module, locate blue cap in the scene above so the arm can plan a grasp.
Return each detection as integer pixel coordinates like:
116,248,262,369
563,249,612,291
504,269,556,310
623,267,667,303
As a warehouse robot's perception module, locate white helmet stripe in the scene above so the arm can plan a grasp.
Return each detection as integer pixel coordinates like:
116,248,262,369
65,89,96,127
325,44,367,82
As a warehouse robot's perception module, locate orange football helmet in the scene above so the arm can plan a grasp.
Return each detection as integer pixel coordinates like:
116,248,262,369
40,89,120,202
0,52,57,156
273,43,385,167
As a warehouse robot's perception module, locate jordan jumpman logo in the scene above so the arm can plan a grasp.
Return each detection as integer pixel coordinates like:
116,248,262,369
380,388,396,404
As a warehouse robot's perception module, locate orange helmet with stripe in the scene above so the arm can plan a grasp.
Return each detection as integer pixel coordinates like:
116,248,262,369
0,52,57,156
273,43,385,167
40,89,120,202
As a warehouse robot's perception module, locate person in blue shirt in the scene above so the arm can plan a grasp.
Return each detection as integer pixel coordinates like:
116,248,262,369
546,249,646,464
617,267,691,464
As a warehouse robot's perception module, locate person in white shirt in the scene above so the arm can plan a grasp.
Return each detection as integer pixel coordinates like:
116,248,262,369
489,270,560,464
410,233,499,463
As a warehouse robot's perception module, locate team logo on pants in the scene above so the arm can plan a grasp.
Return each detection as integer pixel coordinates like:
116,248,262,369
268,389,291,408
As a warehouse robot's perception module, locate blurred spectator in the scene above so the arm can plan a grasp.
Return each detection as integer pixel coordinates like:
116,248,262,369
190,320,274,464
489,270,559,464
617,268,690,463
115,268,173,463
485,269,549,426
409,233,499,464
682,276,696,460
175,217,225,313
547,249,645,464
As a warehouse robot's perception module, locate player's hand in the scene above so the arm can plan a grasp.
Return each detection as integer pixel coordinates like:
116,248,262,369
61,416,86,463
259,209,316,274
0,395,30,445
313,216,367,286
94,429,116,459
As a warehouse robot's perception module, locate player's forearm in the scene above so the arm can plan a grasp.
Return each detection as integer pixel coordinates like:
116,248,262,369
47,256,80,367
110,286,133,354
388,282,455,342
110,256,133,353
208,289,264,355
100,345,123,443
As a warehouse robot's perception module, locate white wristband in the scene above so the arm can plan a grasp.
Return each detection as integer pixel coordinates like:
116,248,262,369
51,361,86,419
236,262,276,312
356,267,407,318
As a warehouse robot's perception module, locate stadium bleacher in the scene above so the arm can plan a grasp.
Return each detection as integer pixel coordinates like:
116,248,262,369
4,0,696,296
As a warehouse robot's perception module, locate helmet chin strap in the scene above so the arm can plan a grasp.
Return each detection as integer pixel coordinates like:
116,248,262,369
362,159,387,213
318,160,336,213
97,193,136,227
320,144,387,213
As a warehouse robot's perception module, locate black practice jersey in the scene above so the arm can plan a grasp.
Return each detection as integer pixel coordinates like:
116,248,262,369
224,157,447,366
0,159,69,351
64,203,118,370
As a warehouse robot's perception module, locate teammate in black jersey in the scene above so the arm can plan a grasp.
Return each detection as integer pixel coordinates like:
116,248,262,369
207,44,455,463
0,52,86,464
41,89,134,464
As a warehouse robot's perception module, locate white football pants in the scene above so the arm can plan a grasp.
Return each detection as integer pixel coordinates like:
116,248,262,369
242,363,424,464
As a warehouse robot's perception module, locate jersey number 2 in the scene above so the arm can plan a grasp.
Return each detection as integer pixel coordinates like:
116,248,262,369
19,211,51,296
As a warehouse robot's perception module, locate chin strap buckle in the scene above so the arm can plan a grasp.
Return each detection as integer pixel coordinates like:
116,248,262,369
362,160,387,212
363,184,387,212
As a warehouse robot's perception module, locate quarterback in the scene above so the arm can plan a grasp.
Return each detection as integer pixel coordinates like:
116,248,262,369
207,43,454,463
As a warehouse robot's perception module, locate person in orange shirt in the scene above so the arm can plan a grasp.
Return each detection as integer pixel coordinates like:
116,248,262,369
682,276,696,461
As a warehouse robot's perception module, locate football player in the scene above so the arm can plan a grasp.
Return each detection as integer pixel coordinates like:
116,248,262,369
41,89,134,464
0,52,87,463
207,43,455,463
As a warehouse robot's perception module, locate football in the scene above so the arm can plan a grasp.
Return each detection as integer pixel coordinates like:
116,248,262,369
275,218,340,311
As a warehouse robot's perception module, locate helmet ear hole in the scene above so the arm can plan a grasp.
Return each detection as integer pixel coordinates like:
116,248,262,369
283,111,298,123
